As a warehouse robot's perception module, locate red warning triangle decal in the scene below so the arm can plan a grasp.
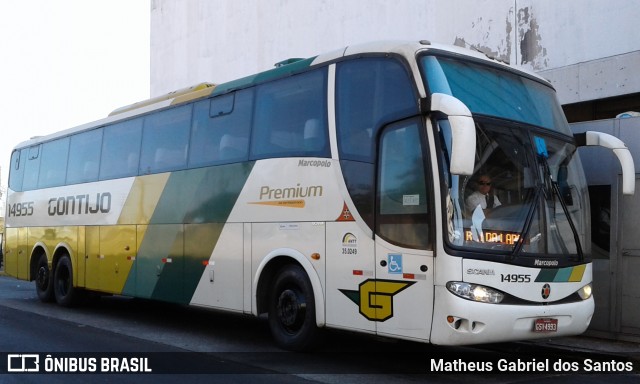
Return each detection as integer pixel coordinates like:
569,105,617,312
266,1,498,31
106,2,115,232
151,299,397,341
336,202,355,222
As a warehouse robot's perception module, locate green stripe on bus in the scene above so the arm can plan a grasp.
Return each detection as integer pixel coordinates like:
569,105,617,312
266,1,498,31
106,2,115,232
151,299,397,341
122,162,254,303
554,267,573,282
150,162,254,224
534,266,585,283
534,269,558,282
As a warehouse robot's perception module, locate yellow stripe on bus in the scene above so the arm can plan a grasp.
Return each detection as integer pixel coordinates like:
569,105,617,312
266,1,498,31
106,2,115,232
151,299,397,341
118,173,171,225
568,264,587,282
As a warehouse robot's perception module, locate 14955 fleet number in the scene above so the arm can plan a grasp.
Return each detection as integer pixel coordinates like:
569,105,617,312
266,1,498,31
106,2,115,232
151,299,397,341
8,202,34,217
501,274,531,283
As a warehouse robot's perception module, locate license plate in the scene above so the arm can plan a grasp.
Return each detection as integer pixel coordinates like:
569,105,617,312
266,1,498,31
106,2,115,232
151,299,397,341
534,318,558,333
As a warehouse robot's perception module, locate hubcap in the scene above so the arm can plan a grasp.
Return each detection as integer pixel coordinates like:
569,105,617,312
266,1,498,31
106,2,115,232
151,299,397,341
36,267,48,288
277,289,306,330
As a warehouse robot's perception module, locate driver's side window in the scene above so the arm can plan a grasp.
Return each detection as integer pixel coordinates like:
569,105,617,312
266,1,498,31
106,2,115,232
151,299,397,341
377,118,432,250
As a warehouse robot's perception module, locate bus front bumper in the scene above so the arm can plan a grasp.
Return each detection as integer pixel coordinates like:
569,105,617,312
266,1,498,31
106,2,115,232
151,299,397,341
429,286,594,346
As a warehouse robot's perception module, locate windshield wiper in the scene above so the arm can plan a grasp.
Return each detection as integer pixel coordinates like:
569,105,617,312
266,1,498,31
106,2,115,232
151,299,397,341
511,184,540,259
512,152,584,261
544,158,584,260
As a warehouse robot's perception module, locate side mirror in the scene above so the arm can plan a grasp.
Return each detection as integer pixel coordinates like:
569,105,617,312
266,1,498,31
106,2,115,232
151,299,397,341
430,93,476,175
575,131,636,195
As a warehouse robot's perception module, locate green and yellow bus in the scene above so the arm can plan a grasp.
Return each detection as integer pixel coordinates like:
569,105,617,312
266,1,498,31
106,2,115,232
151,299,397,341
4,40,634,350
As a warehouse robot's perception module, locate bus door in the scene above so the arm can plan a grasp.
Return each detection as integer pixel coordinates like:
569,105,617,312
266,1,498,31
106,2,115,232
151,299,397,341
374,118,434,341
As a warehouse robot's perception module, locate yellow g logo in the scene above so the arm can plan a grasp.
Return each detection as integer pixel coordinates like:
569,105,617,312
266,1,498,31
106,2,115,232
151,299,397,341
340,279,415,321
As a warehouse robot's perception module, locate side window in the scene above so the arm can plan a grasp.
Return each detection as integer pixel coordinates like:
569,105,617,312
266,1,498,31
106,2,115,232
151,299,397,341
38,138,70,189
100,118,143,180
189,89,252,167
8,149,27,192
336,57,417,163
335,57,417,230
22,145,41,191
67,128,102,184
377,118,431,250
251,68,329,159
140,104,192,174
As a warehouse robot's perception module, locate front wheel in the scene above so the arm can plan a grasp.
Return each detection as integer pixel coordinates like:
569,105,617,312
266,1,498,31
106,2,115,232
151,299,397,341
268,264,319,351
53,254,80,307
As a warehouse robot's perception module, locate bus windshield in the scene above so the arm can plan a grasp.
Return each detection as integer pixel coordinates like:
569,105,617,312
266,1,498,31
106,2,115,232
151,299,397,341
421,55,590,262
421,54,571,136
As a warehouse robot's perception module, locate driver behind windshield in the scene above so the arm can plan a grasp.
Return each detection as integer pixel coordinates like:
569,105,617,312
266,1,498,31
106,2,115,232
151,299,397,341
466,174,502,213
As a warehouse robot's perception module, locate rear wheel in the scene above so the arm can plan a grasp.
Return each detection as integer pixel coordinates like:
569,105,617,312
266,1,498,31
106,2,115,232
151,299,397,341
53,254,79,307
268,264,319,351
35,253,54,302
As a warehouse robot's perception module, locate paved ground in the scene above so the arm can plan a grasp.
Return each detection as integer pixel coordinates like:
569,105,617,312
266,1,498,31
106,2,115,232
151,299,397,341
1,265,638,369
524,334,640,365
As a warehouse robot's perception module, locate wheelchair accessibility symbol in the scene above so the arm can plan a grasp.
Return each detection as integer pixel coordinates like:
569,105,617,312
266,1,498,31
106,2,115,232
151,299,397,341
388,254,403,274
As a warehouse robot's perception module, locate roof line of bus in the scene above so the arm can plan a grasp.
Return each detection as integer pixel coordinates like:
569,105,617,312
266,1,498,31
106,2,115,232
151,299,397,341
13,39,546,150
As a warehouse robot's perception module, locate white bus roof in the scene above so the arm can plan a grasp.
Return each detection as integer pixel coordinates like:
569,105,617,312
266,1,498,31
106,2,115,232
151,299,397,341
13,40,549,151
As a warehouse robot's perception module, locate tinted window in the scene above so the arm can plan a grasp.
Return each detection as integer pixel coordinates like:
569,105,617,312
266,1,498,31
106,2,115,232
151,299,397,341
8,150,26,191
189,90,252,167
336,58,417,163
340,161,375,228
140,105,192,174
209,92,235,116
67,128,102,184
38,138,70,188
251,69,329,159
377,118,431,250
100,118,143,180
589,185,611,254
22,145,41,191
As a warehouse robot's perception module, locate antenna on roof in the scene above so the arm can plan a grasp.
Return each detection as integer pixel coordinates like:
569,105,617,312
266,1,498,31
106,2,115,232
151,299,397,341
274,58,304,68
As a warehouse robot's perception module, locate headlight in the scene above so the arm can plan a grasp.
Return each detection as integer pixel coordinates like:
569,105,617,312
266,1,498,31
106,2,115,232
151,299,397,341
577,283,592,300
446,281,504,304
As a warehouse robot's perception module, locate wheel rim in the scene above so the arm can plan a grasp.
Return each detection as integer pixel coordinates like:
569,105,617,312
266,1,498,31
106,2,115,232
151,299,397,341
277,288,306,333
36,266,49,290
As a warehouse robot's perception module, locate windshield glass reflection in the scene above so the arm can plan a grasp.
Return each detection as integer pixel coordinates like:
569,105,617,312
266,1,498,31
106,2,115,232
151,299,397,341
441,120,589,258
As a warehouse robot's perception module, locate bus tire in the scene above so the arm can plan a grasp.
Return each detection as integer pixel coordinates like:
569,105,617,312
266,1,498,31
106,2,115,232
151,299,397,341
268,264,319,351
53,254,79,307
35,253,54,303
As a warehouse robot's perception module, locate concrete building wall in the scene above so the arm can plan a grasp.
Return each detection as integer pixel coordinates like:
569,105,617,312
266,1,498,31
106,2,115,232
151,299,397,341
150,0,640,105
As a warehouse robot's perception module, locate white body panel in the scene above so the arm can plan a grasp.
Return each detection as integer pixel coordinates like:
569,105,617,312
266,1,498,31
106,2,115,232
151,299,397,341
6,178,135,227
191,223,244,311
